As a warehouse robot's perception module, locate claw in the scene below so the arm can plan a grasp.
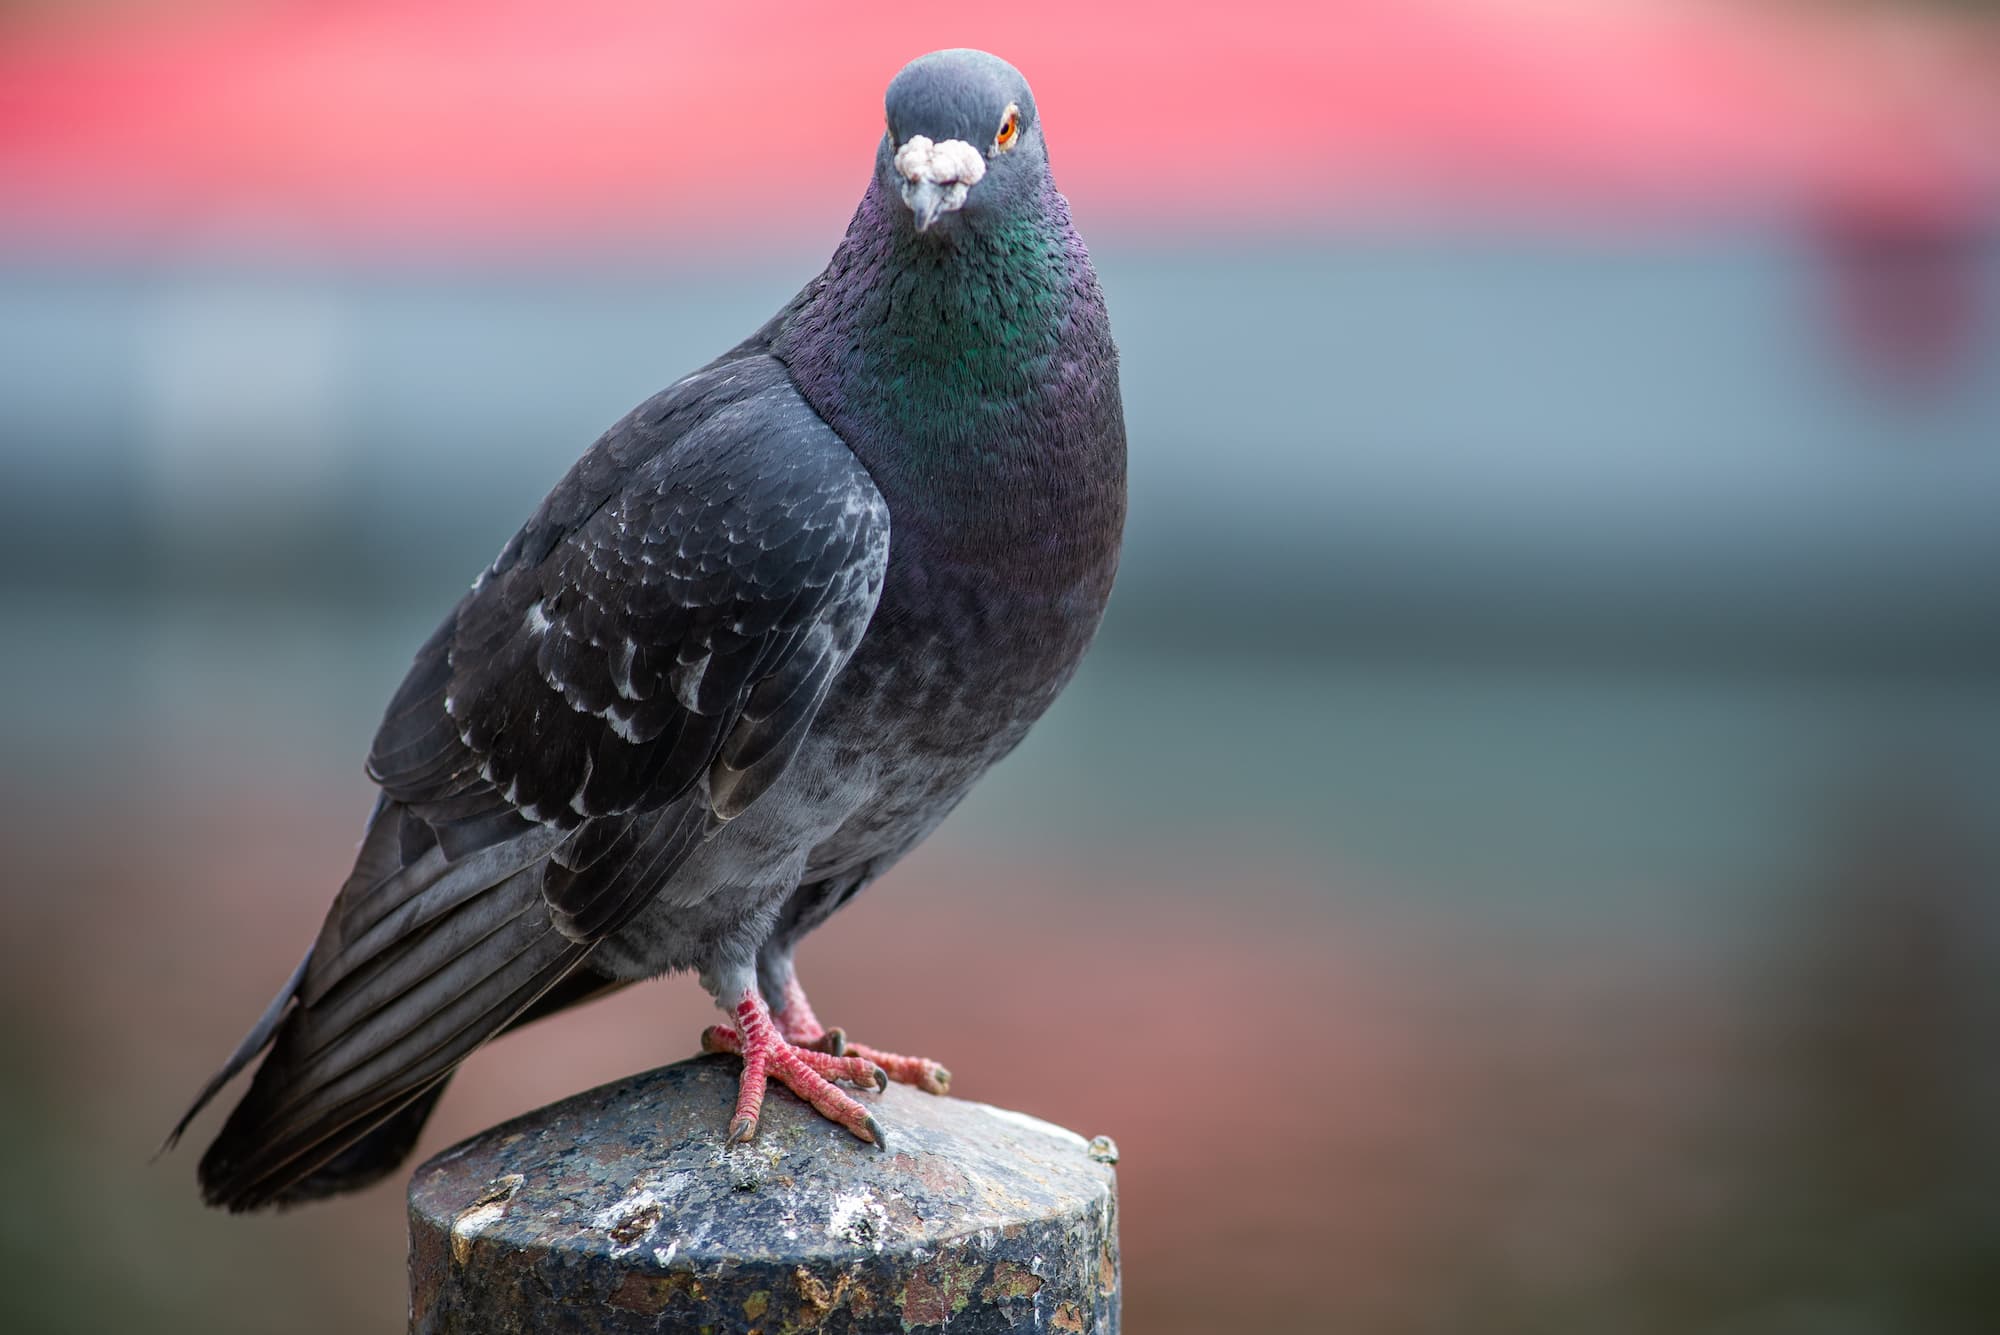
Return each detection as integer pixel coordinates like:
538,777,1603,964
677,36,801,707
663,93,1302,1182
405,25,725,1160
728,1114,758,1144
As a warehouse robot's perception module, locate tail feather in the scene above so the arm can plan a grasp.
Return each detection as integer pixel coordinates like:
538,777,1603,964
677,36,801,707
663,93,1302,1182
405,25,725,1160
197,873,585,1210
200,941,582,1211
262,1079,455,1206
175,764,677,1212
262,878,557,1122
193,959,632,1212
182,793,593,1213
288,844,561,1071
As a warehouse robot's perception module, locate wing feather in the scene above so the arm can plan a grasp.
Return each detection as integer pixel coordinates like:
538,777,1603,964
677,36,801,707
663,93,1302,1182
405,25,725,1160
189,352,890,1210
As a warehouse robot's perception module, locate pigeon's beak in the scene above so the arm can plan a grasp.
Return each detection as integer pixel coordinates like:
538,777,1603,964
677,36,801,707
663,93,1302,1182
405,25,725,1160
893,135,985,233
901,179,956,232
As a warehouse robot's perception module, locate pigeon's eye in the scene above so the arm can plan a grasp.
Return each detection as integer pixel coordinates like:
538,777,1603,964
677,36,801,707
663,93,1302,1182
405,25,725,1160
995,106,1020,152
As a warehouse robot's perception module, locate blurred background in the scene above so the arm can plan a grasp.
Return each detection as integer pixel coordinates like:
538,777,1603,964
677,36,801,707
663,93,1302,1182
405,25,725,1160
4,1,1999,1331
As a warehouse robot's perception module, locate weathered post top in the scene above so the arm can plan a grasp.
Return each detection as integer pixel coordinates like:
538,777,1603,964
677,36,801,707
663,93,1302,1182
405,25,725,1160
408,1054,1120,1334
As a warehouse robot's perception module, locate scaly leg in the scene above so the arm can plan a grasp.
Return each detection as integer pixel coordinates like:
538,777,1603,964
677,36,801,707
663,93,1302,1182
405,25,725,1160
700,985,887,1146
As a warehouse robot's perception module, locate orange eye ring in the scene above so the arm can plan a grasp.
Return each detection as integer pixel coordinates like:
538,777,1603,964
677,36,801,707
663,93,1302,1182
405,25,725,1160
995,106,1020,152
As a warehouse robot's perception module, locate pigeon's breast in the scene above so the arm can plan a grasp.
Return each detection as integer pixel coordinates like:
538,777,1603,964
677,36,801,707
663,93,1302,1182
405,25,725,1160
593,556,1103,981
797,534,1115,879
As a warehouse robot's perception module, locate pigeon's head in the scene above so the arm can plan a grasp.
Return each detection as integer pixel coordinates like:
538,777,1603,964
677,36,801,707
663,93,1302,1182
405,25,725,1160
879,49,1044,234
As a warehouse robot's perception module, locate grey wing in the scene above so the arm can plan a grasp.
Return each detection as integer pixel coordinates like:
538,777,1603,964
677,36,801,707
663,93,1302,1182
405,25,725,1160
186,357,890,1209
405,367,892,937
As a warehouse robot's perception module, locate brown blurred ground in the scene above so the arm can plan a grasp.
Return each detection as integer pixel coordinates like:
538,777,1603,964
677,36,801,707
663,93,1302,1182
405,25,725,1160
4,753,1994,1334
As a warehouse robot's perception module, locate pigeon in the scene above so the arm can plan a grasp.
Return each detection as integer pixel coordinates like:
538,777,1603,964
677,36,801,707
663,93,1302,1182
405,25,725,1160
167,48,1126,1211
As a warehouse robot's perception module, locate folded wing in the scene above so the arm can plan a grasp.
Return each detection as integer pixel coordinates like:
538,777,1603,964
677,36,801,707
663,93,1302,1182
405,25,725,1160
185,355,891,1209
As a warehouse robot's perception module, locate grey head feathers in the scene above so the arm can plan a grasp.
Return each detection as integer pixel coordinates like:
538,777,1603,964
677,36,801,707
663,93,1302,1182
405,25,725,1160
885,49,1037,146
879,49,1046,232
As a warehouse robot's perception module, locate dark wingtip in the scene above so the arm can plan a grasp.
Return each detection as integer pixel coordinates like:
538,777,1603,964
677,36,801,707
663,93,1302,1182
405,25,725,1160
159,947,313,1164
155,1092,214,1161
195,1072,456,1213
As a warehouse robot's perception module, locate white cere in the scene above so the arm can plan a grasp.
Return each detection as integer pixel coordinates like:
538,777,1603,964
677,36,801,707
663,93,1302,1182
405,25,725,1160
894,135,986,186
894,135,986,187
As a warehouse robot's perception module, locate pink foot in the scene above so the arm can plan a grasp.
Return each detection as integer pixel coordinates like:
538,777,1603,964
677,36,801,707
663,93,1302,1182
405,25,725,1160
700,990,888,1146
769,975,952,1097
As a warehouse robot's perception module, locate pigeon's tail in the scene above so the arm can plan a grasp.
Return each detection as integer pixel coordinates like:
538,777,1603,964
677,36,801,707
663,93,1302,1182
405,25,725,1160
174,796,610,1212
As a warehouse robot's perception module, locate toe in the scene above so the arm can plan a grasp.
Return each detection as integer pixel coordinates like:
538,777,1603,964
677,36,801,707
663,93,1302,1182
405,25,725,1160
786,1046,889,1090
844,1043,951,1096
768,1052,883,1145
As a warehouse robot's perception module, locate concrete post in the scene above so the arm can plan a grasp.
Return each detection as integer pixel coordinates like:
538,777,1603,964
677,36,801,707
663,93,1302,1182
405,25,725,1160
408,1054,1121,1333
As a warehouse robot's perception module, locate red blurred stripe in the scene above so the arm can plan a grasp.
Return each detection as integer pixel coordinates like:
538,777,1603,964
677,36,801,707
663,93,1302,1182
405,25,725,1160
1,0,1995,250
